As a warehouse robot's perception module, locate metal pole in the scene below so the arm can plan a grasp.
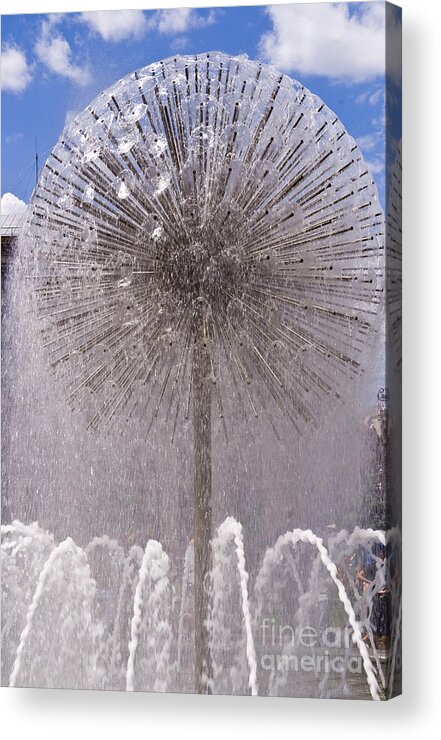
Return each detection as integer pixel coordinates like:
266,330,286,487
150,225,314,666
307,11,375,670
35,138,39,187
192,315,213,694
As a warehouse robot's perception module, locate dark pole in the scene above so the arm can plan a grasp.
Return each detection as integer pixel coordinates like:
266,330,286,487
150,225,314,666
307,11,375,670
35,138,39,187
192,313,213,694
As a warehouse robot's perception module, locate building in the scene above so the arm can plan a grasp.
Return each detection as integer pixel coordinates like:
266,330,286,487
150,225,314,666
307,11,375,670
1,211,26,289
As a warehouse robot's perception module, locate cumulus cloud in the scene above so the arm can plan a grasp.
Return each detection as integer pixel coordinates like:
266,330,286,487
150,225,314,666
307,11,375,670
80,10,148,42
154,8,217,36
35,18,90,85
1,192,27,216
260,3,386,83
356,87,384,107
76,9,217,44
356,133,378,153
1,46,33,93
5,132,24,144
364,158,385,176
355,87,386,177
171,36,191,52
156,8,193,35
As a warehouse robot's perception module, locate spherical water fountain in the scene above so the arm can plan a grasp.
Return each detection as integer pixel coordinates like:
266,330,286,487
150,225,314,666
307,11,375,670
2,53,397,698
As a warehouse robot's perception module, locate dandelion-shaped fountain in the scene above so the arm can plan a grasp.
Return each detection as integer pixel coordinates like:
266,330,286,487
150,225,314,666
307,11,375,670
23,52,383,692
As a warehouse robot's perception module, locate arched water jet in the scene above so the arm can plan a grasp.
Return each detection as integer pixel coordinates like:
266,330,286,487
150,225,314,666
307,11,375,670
253,529,381,700
324,528,389,692
109,544,143,688
1,522,55,678
212,518,258,696
9,537,97,689
126,539,172,692
85,535,126,688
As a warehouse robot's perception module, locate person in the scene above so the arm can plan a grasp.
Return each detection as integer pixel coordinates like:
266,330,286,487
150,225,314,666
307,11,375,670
356,543,391,657
355,545,377,592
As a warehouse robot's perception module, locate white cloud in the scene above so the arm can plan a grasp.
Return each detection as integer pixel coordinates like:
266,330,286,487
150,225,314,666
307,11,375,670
76,8,217,44
1,192,27,216
1,46,33,93
35,19,90,85
64,109,79,127
260,3,386,83
356,87,384,107
368,88,384,106
5,132,24,144
156,8,193,35
356,88,386,174
171,36,191,52
80,10,148,42
357,134,378,153
365,158,385,176
155,9,217,36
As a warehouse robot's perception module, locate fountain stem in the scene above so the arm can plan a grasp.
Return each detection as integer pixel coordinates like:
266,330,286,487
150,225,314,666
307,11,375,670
192,315,213,694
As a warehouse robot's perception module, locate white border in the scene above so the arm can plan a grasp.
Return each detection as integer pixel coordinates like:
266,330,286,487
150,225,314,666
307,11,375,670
1,1,440,738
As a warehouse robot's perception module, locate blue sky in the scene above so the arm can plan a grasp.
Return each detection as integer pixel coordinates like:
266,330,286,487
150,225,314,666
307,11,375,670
1,3,401,210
